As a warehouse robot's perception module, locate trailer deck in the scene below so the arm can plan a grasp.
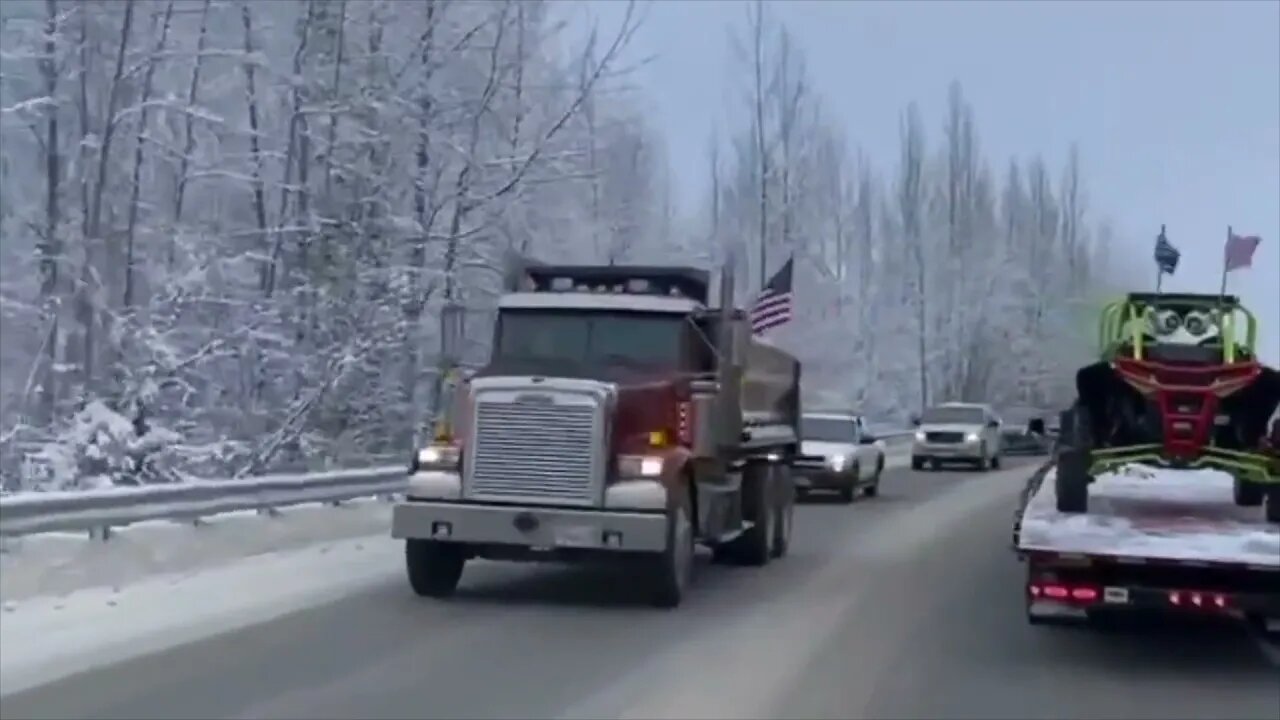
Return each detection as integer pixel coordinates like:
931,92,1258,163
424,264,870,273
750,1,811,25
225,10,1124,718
1016,463,1279,569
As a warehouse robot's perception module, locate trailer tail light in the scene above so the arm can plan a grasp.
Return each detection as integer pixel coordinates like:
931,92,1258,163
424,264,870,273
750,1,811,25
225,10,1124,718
1168,590,1229,610
1028,582,1099,604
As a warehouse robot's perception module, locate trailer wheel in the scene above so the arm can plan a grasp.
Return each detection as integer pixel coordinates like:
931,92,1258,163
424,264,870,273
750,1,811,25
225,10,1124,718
1233,478,1264,507
405,539,466,598
1055,448,1091,514
1264,489,1280,525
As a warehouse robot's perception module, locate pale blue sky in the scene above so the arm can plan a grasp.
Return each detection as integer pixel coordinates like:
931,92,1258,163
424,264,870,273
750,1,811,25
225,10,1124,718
573,0,1279,363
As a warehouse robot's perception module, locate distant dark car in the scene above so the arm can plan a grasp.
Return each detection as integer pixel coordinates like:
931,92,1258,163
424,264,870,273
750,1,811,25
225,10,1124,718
1001,416,1051,456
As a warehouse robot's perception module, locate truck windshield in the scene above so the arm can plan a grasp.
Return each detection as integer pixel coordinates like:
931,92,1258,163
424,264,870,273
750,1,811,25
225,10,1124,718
921,406,985,424
801,417,857,442
495,310,683,367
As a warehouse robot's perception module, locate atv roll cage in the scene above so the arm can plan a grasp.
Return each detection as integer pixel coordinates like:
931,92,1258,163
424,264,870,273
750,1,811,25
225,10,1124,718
1097,292,1259,364
1080,292,1275,487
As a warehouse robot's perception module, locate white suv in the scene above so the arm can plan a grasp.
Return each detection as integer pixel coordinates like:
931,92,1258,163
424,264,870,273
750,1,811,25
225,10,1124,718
910,402,1002,471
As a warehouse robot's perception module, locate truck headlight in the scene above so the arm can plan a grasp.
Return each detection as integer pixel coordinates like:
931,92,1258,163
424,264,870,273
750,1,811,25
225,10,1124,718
414,444,461,471
965,432,980,443
827,455,847,471
619,454,663,478
915,431,927,442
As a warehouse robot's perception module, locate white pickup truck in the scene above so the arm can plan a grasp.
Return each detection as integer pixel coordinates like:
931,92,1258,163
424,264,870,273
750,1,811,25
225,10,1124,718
791,412,885,503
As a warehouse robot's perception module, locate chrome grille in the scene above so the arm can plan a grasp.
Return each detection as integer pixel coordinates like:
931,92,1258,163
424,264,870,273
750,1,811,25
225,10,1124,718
466,393,602,505
925,431,965,444
794,455,827,469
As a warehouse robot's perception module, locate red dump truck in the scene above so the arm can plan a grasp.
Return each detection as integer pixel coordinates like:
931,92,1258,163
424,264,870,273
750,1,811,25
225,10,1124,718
392,262,802,607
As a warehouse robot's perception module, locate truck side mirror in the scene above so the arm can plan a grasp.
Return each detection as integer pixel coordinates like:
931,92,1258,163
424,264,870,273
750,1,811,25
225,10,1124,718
909,414,921,427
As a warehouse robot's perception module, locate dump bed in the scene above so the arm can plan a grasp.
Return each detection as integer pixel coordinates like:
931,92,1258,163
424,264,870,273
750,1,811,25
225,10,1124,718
1014,463,1279,570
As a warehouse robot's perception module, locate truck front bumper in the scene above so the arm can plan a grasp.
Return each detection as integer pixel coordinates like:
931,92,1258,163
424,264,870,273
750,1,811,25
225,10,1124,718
392,500,669,553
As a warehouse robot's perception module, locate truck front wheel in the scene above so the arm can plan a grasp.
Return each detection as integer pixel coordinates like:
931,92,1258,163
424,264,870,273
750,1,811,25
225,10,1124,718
405,539,466,598
648,486,696,608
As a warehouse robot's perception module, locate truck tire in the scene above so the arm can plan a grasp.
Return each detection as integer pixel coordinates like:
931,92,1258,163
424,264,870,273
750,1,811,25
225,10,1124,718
1055,448,1091,514
1265,489,1280,525
864,457,883,497
1233,478,1264,507
771,463,794,558
405,539,466,598
839,464,858,504
719,461,774,567
911,456,925,471
649,485,696,608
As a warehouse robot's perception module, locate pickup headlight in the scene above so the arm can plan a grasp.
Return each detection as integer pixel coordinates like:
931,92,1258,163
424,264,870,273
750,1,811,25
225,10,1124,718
414,444,461,471
618,454,663,478
827,455,848,471
965,432,980,443
914,431,927,442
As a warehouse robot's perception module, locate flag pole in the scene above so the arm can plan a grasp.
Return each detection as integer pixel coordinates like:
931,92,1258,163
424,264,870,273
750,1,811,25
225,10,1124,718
1155,224,1166,294
1219,225,1231,298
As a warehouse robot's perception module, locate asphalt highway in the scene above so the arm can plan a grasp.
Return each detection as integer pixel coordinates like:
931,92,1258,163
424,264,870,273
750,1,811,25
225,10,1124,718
3,458,1277,720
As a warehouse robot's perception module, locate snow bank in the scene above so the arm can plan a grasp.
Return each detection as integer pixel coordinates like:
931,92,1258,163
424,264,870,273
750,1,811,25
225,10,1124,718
0,535,398,697
1018,463,1280,567
0,444,912,603
0,499,393,602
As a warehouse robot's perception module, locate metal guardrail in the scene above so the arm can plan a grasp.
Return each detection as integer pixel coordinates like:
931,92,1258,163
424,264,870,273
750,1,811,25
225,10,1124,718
0,431,915,540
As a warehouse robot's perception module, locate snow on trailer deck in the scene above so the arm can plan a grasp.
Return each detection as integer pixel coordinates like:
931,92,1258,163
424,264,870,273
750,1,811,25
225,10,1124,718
1017,464,1280,568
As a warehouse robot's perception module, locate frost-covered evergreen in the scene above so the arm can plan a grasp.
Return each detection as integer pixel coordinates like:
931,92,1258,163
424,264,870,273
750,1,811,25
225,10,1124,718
1,0,1131,491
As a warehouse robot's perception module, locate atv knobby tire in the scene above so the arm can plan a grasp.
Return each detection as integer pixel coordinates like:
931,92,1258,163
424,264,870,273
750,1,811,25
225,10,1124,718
1233,478,1265,507
1055,448,1091,514
1265,489,1280,525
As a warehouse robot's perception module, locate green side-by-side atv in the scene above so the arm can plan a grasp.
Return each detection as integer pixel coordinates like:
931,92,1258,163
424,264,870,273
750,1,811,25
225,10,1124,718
1055,292,1280,523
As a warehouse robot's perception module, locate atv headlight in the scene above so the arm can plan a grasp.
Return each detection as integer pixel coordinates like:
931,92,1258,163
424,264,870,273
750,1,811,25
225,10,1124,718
1152,309,1182,336
827,455,848,471
1183,310,1216,338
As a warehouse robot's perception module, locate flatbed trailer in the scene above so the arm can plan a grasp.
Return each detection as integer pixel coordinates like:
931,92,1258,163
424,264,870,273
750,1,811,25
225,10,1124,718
1012,461,1280,634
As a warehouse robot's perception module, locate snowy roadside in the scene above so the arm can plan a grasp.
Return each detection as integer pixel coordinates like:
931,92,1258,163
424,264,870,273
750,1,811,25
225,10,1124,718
0,445,912,604
0,498,393,603
0,536,399,697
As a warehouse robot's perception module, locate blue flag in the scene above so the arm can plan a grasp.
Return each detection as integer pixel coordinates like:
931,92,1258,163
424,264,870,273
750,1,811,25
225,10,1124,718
1154,228,1180,275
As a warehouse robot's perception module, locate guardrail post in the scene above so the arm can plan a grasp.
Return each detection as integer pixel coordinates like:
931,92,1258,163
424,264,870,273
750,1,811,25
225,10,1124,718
257,506,281,517
88,525,112,541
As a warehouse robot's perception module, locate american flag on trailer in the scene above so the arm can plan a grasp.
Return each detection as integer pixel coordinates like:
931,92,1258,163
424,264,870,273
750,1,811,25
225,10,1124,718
749,257,794,335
